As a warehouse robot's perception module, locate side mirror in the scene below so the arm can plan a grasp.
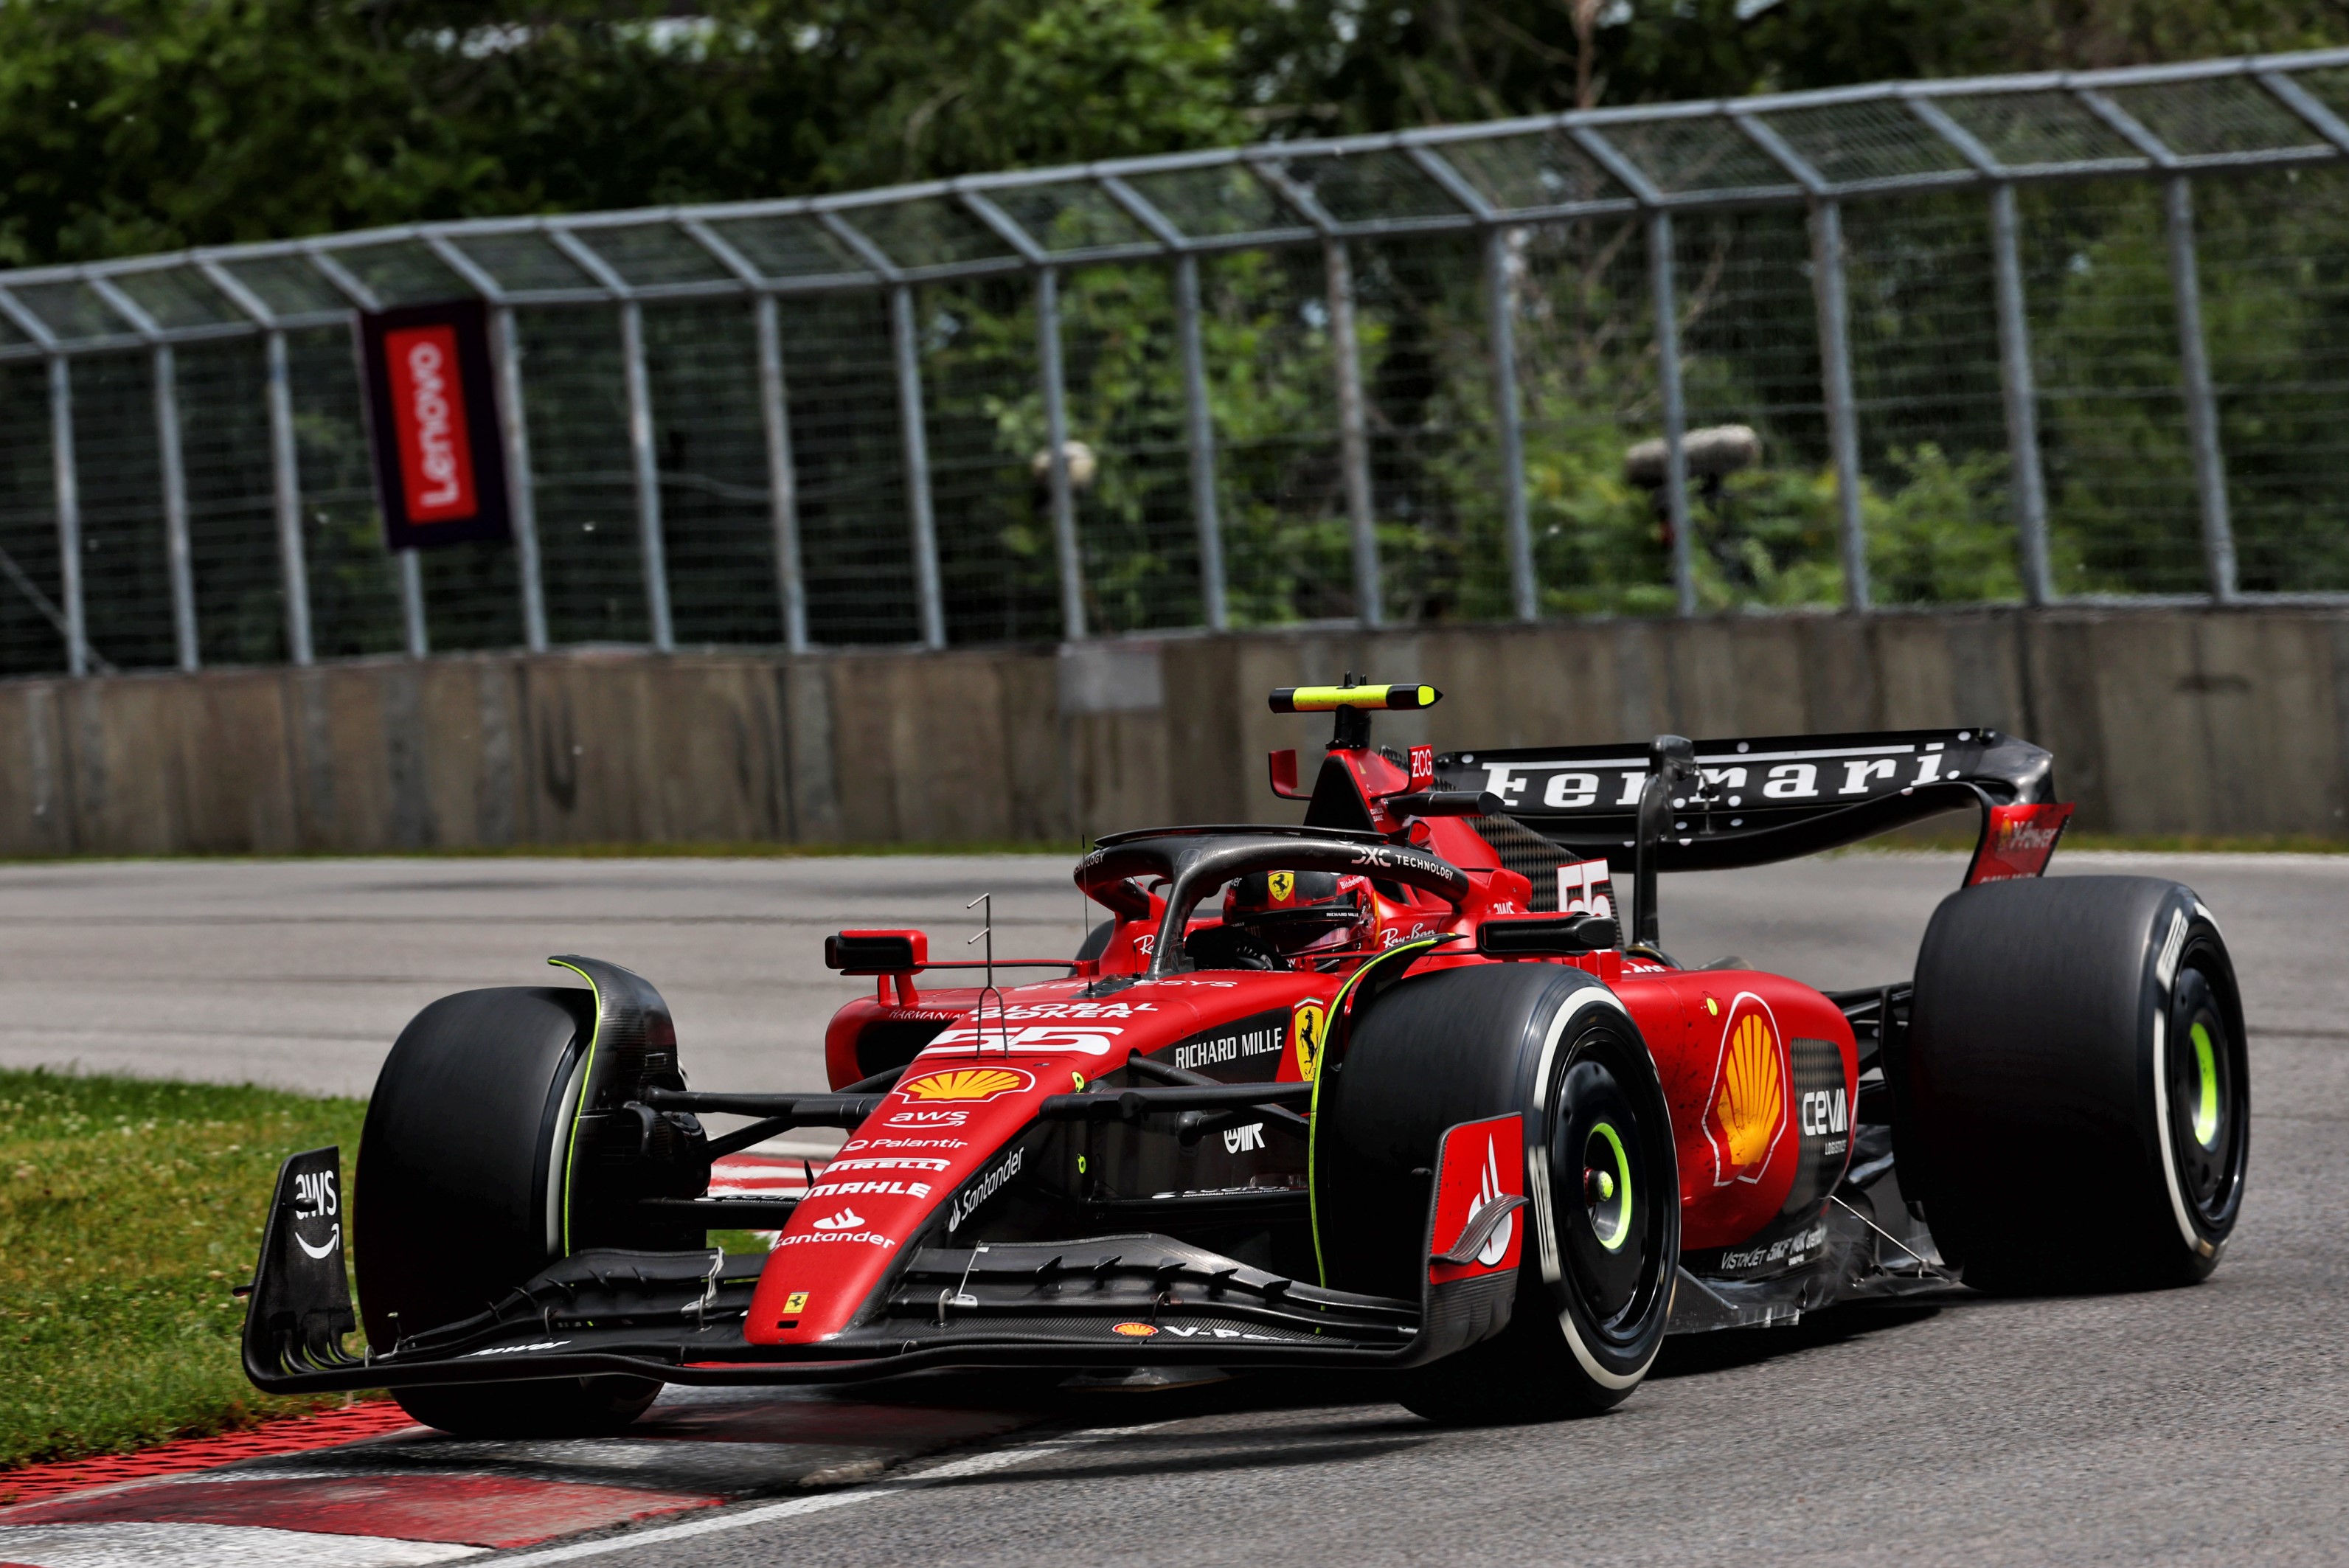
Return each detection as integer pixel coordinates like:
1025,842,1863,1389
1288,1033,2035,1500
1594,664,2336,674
1384,790,1502,818
1475,912,1620,958
824,929,928,975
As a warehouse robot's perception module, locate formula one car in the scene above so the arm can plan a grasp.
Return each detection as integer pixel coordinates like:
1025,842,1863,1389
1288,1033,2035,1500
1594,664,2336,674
243,681,2249,1432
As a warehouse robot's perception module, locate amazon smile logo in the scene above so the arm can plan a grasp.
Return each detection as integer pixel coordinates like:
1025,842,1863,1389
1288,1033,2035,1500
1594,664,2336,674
291,1167,341,1262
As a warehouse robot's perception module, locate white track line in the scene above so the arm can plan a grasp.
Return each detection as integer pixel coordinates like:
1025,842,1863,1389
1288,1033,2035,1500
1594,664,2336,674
487,1422,1165,1566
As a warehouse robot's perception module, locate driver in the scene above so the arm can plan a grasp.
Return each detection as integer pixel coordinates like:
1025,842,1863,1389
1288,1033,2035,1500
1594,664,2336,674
1221,870,1377,961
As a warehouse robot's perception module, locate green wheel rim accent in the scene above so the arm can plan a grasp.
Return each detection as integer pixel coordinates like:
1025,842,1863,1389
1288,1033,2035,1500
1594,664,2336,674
1591,1121,1634,1252
2190,1021,2221,1151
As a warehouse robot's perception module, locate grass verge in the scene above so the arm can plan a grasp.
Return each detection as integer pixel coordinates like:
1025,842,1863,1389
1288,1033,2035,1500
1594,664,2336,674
0,1069,370,1468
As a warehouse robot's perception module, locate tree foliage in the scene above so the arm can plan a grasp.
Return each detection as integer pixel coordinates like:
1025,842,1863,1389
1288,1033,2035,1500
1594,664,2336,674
4,0,2348,645
5,0,2345,269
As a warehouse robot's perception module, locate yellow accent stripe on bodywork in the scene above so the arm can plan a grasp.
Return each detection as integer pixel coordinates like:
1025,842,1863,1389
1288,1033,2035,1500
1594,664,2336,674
1308,936,1451,1289
548,957,604,1257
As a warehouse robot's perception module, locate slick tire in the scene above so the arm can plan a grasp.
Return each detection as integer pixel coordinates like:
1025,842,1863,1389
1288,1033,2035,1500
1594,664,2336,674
355,985,659,1437
1314,964,1679,1425
1902,876,2249,1294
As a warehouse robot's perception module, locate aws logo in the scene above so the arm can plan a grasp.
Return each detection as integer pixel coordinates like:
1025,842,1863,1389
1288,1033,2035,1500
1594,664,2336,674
1701,992,1789,1187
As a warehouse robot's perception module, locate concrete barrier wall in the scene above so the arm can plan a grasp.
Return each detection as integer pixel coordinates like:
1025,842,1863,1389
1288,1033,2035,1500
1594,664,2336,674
0,606,2339,856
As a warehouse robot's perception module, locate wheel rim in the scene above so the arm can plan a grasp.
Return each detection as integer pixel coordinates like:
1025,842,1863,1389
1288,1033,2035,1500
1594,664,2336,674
1586,1121,1633,1252
1550,1038,1668,1343
2167,965,2243,1227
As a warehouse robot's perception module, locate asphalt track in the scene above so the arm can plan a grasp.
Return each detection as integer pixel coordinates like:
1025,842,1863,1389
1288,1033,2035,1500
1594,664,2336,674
2,850,2345,1565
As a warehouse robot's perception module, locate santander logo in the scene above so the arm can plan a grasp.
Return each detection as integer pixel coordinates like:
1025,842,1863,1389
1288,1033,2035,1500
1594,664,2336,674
384,324,477,523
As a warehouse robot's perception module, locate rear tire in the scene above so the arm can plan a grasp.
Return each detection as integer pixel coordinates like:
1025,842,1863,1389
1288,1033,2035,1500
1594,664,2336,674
1315,964,1679,1424
1902,876,2249,1293
355,985,660,1437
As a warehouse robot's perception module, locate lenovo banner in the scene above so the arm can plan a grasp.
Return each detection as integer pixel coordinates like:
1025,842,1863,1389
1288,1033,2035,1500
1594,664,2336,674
359,301,512,550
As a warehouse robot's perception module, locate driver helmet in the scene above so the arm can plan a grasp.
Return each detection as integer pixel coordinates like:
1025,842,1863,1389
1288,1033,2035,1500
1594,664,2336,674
1224,870,1376,957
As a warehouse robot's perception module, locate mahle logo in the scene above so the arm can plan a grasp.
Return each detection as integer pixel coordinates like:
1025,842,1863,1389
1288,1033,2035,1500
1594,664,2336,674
1702,993,1788,1186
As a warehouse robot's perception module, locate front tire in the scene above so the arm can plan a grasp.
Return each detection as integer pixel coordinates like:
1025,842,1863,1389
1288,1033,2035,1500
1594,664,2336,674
355,985,659,1437
1314,964,1679,1423
1902,876,2249,1293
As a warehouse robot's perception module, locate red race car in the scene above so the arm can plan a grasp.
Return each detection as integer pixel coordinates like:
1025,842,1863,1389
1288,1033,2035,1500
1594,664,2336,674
243,681,2249,1432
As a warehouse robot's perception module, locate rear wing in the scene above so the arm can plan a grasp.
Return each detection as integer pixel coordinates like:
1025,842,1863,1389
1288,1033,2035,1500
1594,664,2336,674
1434,727,2058,875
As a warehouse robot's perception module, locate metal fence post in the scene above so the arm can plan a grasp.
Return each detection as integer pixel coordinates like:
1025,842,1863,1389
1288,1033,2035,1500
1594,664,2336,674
2162,176,2238,602
1809,200,1870,611
265,330,314,666
397,549,428,656
754,294,810,653
1988,184,2056,605
1645,212,1698,618
889,284,947,651
1325,238,1381,627
152,345,199,670
1482,226,1537,622
618,301,676,651
1174,254,1228,631
489,305,548,653
1101,174,1229,633
47,355,86,676
1035,266,1086,642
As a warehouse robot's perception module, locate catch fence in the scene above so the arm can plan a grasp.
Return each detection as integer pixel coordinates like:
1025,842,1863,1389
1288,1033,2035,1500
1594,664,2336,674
7,48,2349,676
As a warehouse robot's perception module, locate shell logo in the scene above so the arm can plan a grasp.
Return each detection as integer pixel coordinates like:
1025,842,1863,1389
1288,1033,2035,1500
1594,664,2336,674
1701,993,1788,1187
896,1066,1035,1103
1111,1321,1159,1337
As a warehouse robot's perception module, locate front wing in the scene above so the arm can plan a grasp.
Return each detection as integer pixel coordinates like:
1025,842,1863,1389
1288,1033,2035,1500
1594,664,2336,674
242,1125,1519,1393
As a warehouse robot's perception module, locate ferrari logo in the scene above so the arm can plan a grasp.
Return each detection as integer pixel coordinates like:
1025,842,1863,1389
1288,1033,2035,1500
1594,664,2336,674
1289,1000,1328,1080
783,1291,810,1314
1269,871,1295,904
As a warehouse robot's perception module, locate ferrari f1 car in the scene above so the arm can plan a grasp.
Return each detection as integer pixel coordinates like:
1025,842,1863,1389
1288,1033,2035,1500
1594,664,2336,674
243,681,2249,1430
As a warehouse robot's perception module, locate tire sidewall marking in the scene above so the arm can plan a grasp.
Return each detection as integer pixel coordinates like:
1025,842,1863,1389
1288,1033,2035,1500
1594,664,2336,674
1527,985,1665,1392
2147,901,2221,1259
